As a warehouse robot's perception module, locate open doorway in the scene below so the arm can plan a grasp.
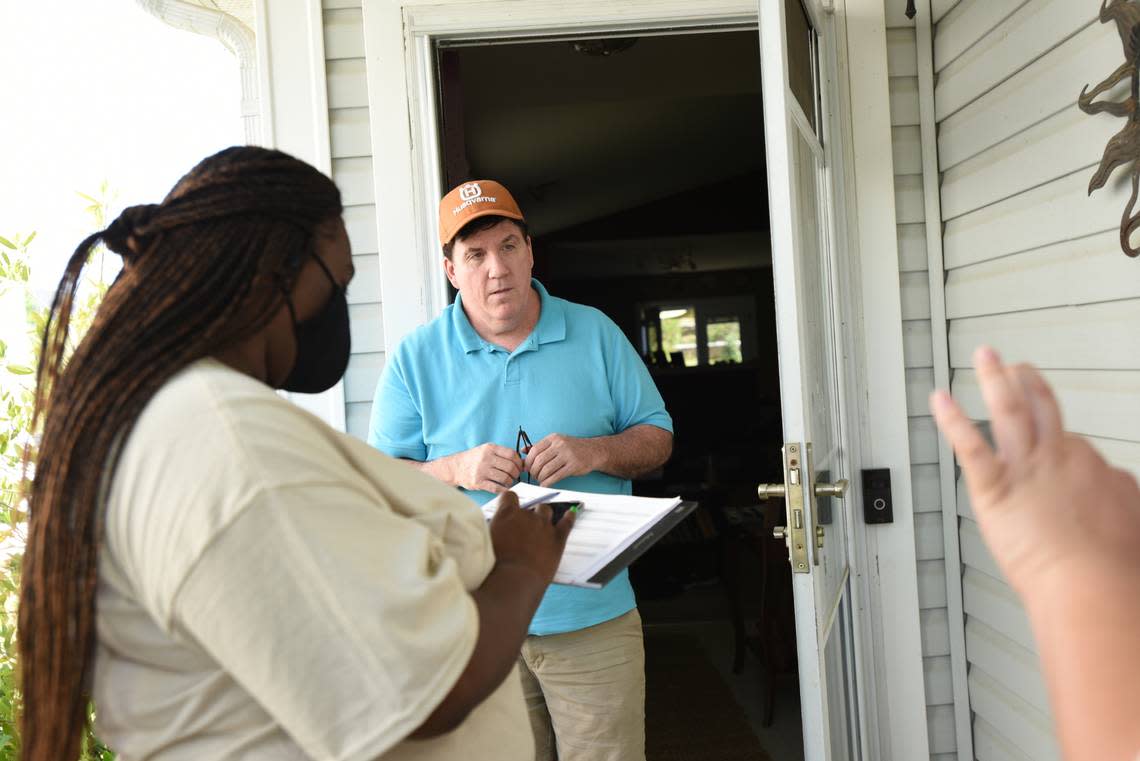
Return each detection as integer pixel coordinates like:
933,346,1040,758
438,28,804,761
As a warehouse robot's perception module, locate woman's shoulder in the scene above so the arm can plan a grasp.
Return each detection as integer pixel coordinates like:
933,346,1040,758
128,359,358,486
104,360,355,621
140,359,331,442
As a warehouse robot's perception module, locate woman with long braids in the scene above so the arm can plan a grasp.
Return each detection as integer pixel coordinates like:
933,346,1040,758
19,146,572,761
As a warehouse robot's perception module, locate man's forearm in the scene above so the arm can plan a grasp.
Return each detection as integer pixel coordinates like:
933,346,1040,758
585,424,672,480
403,455,456,485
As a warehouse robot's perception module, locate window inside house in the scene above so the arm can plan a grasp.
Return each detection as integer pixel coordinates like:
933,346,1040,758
706,316,743,364
660,306,698,367
640,299,755,369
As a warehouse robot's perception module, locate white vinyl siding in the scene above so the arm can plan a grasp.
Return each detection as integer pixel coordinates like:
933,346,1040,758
323,1,385,439
884,6,958,758
933,1,1140,759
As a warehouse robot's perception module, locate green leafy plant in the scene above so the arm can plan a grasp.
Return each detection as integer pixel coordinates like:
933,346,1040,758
0,231,41,760
0,195,117,759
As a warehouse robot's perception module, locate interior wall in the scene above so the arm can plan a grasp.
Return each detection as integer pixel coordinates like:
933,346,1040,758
883,5,959,759
449,31,766,239
930,1,1140,760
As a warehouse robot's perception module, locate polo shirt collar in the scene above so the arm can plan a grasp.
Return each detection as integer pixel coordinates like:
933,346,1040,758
452,278,566,354
531,279,566,347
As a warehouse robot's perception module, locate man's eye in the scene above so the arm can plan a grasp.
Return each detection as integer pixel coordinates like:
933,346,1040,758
503,245,515,252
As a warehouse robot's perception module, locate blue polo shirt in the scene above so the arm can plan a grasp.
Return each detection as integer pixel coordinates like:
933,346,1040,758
368,279,673,635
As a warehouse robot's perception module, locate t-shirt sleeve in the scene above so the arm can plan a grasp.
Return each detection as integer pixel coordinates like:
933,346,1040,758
170,482,478,761
368,347,428,460
603,318,674,434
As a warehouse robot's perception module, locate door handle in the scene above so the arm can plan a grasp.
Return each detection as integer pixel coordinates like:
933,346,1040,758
813,478,849,498
757,483,786,501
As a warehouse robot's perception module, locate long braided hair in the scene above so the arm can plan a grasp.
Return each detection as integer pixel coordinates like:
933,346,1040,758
18,146,343,760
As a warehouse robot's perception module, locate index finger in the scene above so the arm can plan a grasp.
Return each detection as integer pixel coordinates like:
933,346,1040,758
976,346,1036,461
486,451,522,478
524,437,553,470
489,490,521,525
1016,364,1064,447
930,389,1004,497
554,508,577,546
494,490,520,513
532,503,553,524
486,444,522,462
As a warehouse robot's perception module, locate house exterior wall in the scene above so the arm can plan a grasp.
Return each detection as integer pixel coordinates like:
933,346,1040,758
927,1,1140,759
321,0,385,439
882,6,959,758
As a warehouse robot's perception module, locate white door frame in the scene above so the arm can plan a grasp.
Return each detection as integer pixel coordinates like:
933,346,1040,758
359,0,928,756
836,1,932,756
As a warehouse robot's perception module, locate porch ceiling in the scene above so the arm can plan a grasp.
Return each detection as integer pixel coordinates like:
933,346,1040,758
185,0,253,31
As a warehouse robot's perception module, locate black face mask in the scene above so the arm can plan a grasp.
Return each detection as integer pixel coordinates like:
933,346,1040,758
279,255,351,394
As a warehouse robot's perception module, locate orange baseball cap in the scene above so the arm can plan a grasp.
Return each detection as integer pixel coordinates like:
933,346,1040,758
438,180,526,246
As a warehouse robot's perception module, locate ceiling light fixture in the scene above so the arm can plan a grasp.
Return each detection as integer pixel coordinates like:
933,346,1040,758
569,38,638,57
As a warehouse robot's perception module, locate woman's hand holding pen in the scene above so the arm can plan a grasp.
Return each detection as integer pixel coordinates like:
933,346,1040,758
417,493,576,738
488,491,576,586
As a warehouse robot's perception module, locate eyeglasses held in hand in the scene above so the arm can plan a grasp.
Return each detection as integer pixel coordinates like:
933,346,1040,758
515,425,533,485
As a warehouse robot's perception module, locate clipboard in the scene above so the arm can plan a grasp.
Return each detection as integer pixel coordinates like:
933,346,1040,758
579,500,699,588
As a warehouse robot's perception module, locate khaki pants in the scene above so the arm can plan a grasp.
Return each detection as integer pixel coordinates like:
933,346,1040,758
518,609,646,761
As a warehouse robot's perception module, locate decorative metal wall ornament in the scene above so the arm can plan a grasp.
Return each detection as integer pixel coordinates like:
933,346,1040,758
1080,0,1140,257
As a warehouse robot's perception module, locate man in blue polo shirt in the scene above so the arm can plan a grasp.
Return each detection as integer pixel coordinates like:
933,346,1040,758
368,179,673,761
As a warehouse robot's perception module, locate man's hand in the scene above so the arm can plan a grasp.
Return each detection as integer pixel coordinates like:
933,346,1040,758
524,434,599,487
445,443,523,493
930,346,1140,600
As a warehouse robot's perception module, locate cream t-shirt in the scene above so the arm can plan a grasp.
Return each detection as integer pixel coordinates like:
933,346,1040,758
93,359,532,761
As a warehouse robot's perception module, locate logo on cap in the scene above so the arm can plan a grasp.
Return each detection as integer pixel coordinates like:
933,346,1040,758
459,183,481,201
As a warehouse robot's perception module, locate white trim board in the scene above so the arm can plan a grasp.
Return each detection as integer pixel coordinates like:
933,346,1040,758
916,1,973,757
842,0,931,757
256,0,347,431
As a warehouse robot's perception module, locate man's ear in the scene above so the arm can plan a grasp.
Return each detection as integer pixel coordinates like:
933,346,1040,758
443,255,459,289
